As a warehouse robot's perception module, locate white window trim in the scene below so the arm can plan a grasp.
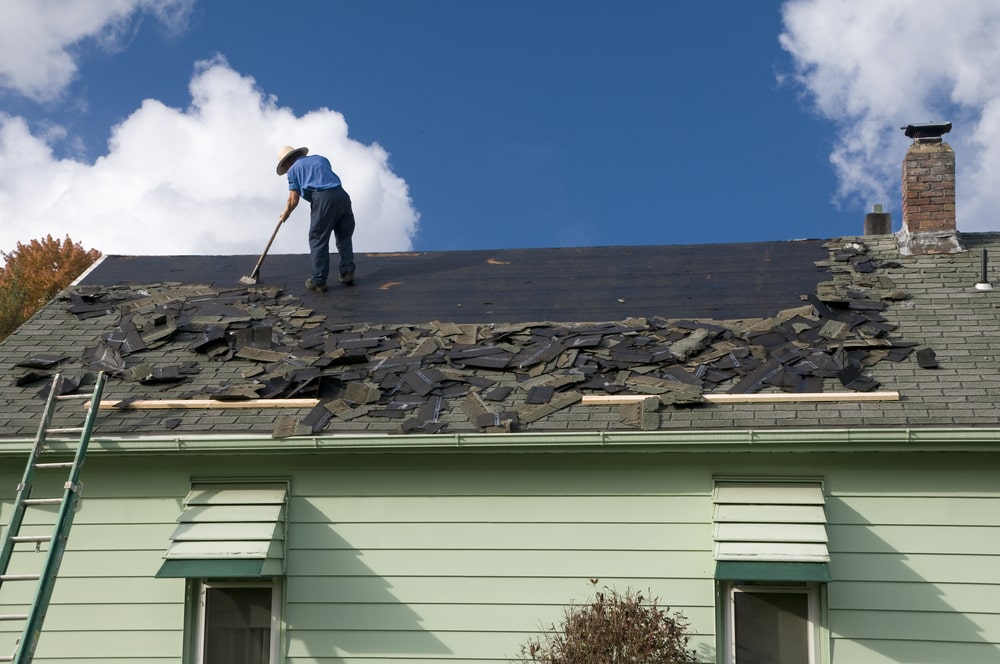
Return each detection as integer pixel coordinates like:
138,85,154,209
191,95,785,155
721,582,821,664
193,578,282,664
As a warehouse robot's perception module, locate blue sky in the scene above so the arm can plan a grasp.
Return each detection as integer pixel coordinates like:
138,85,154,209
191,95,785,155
1,1,999,258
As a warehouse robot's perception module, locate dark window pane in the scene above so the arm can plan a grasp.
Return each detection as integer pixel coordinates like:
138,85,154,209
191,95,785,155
204,587,272,664
734,591,809,664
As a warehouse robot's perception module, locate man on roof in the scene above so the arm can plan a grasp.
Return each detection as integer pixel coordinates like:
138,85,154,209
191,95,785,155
276,145,356,293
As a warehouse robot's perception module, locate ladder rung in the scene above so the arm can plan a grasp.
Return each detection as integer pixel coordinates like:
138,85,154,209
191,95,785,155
0,656,14,662
22,498,62,506
12,535,51,543
45,427,84,434
0,574,41,581
34,462,74,469
0,614,28,621
55,393,93,400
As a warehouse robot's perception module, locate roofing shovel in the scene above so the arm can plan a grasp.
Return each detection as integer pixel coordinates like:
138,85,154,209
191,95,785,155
239,218,284,285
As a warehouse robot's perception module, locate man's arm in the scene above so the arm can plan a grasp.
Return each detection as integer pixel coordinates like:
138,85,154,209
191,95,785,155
279,190,300,223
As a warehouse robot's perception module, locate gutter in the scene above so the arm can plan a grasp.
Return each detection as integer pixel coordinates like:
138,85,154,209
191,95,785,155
3,427,1000,455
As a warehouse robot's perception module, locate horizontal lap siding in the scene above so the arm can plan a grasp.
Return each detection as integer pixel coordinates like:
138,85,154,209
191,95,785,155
285,460,718,662
827,481,1000,662
829,581,1000,614
290,548,709,578
830,639,1000,664
5,450,1000,663
0,459,187,662
2,453,720,663
285,575,712,606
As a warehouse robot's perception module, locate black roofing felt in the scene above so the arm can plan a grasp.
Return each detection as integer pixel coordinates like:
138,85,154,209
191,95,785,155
83,242,830,324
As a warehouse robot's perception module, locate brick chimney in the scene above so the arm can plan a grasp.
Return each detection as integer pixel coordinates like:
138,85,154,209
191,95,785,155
896,122,963,255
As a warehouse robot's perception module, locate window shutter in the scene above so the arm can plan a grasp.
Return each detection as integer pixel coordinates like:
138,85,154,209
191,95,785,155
156,484,287,579
713,482,828,563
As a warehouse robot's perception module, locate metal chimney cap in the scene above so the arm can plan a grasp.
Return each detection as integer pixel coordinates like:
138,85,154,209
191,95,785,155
902,122,952,139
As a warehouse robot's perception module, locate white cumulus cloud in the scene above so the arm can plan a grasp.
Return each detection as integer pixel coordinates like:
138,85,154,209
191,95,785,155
0,57,419,257
780,0,1000,231
0,0,194,102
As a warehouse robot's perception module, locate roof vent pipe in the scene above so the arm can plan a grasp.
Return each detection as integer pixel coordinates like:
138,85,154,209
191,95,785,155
975,248,993,291
864,204,891,235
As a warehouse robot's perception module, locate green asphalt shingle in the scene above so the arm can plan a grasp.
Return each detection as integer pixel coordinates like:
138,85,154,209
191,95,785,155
1,235,999,439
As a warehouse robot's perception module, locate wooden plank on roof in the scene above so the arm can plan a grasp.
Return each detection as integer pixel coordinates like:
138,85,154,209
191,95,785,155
93,398,320,410
711,390,900,403
581,391,900,405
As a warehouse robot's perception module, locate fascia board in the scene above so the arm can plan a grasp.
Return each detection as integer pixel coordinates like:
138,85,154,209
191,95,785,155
4,427,1000,455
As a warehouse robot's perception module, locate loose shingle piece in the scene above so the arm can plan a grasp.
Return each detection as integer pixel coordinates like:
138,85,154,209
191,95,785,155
7,242,917,435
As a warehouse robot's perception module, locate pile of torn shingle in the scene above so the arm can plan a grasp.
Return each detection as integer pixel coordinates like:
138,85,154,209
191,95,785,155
10,242,922,435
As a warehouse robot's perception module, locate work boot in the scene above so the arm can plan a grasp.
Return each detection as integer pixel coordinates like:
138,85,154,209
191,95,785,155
305,278,327,293
339,271,355,285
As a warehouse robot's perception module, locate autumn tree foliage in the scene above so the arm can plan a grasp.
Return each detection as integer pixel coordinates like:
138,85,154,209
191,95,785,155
0,235,101,340
515,586,698,664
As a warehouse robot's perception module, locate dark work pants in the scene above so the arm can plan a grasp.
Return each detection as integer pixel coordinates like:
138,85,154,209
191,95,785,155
308,186,356,283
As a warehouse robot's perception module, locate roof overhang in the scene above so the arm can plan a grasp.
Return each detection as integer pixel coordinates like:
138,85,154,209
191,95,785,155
4,427,1000,456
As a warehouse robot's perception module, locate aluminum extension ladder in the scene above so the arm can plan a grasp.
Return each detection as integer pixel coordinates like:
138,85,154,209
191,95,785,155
0,373,107,664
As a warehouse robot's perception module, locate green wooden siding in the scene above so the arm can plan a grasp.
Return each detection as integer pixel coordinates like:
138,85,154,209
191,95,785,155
284,574,713,607
831,639,1000,664
3,449,1000,662
282,475,718,661
823,460,1000,663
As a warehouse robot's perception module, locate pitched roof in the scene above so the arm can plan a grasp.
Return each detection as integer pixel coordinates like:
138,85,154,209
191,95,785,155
2,236,999,440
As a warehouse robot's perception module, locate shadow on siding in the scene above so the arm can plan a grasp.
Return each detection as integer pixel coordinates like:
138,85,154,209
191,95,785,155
285,498,453,658
826,498,1000,663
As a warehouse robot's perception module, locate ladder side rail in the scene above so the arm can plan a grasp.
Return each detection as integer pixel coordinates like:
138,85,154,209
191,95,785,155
54,372,106,508
12,372,106,664
0,376,64,583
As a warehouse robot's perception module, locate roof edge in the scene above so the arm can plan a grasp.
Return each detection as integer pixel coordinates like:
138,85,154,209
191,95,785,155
3,427,1000,455
70,253,108,286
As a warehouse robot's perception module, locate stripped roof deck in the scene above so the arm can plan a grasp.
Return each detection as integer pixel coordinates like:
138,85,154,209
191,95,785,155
82,242,829,324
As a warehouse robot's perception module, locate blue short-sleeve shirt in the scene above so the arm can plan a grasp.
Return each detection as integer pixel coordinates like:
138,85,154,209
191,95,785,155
287,154,342,202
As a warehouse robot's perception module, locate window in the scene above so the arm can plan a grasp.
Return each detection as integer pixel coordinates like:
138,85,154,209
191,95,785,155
155,482,289,664
721,582,822,664
713,480,829,663
193,579,281,664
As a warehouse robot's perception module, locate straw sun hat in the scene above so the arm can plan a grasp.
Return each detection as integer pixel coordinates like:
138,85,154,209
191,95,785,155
276,145,309,175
